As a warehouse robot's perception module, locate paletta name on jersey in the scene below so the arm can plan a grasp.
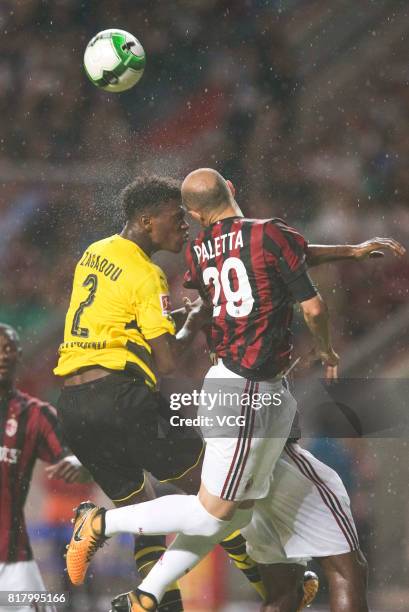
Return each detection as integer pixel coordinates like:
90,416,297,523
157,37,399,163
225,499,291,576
194,229,243,264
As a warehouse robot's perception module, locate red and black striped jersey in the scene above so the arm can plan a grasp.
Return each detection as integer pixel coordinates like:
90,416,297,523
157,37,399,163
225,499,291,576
184,217,317,380
0,390,65,562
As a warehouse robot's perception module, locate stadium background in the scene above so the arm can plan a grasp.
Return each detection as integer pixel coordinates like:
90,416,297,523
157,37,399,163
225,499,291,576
0,0,408,610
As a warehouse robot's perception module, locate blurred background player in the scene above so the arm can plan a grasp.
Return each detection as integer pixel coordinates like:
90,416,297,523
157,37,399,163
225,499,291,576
0,323,86,612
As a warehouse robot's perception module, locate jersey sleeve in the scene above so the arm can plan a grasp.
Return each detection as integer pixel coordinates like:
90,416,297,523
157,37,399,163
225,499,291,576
264,220,317,302
183,242,201,290
136,266,176,340
36,404,67,463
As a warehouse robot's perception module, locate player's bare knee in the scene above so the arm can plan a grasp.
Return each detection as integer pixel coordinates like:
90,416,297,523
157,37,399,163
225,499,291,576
198,483,237,520
179,494,251,538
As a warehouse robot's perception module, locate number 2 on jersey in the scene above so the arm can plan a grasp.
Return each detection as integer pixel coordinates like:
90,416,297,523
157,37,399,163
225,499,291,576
71,274,98,337
203,257,254,318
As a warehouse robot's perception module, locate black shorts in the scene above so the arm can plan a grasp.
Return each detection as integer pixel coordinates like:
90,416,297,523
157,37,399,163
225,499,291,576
57,372,203,502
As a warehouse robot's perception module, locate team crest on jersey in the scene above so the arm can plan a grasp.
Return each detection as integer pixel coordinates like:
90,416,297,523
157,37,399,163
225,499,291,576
5,417,18,437
160,294,172,315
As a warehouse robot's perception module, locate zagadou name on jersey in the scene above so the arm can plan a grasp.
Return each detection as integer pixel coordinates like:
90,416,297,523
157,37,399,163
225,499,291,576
79,250,123,282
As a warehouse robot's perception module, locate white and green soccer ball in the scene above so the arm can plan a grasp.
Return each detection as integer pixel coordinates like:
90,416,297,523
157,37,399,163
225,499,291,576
84,29,146,92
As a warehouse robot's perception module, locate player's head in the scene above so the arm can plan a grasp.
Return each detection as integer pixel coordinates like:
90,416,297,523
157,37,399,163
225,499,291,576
0,324,21,388
181,168,238,226
120,175,189,253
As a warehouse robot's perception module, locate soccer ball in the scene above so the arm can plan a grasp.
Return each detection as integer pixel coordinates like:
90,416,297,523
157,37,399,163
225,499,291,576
84,29,145,92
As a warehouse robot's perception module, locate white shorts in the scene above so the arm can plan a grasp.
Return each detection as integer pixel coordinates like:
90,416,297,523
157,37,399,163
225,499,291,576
0,560,56,612
199,361,296,501
243,442,360,565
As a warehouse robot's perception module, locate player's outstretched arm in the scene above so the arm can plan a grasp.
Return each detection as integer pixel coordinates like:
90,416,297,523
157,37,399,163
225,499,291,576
300,294,339,380
306,237,405,267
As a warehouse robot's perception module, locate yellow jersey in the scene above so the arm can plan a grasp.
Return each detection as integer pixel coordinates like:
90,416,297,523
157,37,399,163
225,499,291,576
54,234,175,387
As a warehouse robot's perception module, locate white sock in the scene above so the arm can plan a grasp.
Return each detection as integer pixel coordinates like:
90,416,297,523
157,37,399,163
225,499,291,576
105,495,226,538
138,507,252,603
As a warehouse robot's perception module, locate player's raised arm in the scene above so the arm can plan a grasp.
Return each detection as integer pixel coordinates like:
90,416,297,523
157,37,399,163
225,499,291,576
306,237,405,267
264,220,339,379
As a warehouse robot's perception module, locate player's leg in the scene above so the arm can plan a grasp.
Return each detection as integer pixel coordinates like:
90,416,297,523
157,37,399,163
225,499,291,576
58,375,241,609
219,530,267,601
284,443,369,611
243,442,364,611
105,428,280,610
117,489,184,612
318,550,369,612
118,370,296,609
255,564,319,612
258,563,304,612
123,468,267,606
111,483,185,612
60,376,249,596
58,373,201,598
124,490,254,610
242,486,317,612
59,372,286,608
152,393,268,601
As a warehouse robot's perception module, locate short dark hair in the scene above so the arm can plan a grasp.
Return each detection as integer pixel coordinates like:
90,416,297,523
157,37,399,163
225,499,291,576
121,175,181,220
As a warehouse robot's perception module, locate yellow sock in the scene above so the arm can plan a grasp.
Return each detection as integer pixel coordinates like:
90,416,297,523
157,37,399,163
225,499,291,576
220,530,266,601
134,536,183,611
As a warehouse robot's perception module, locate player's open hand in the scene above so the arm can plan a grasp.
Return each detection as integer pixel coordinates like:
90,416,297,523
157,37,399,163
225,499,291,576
183,296,203,315
306,348,339,380
318,348,339,381
45,455,91,484
183,296,212,324
354,237,406,260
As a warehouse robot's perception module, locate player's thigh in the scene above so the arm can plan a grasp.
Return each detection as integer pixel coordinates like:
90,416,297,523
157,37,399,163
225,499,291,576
57,374,155,502
266,443,360,559
137,392,204,493
240,506,305,611
113,476,156,507
198,376,296,504
197,481,254,520
318,550,368,587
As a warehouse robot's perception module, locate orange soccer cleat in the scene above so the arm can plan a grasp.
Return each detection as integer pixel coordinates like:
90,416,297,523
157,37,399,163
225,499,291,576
110,589,158,611
297,570,319,610
66,501,107,586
